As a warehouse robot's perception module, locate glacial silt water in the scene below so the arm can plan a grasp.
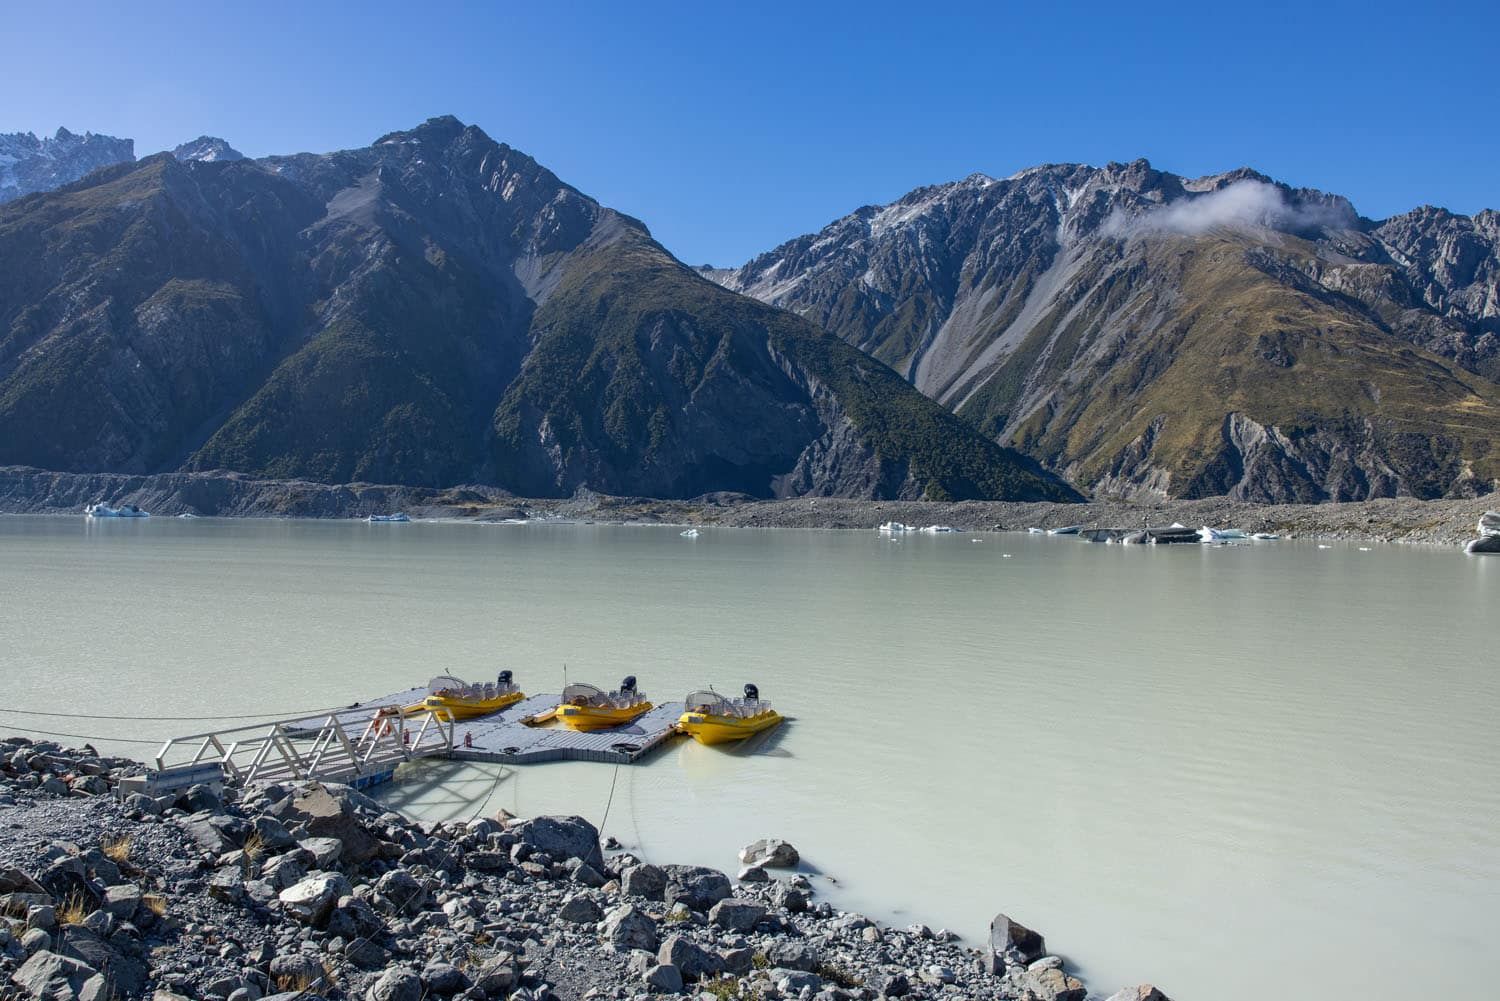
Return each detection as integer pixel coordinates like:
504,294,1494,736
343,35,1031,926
1,516,1496,1000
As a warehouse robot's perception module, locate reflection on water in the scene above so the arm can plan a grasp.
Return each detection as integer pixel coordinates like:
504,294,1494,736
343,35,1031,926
0,515,1495,1001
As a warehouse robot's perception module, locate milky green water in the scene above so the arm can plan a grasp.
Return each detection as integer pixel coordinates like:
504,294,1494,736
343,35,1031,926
1,515,1496,999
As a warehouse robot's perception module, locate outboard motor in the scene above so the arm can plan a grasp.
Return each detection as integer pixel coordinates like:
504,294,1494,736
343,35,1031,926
620,675,638,695
744,683,759,702
498,669,513,686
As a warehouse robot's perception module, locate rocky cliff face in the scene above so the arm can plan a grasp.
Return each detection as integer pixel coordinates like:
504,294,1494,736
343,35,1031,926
709,162,1500,501
0,117,1073,502
0,128,134,202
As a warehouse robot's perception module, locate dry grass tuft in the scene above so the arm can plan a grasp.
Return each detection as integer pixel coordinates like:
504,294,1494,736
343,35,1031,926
100,834,132,864
57,890,91,927
141,894,168,917
274,963,336,995
240,832,267,875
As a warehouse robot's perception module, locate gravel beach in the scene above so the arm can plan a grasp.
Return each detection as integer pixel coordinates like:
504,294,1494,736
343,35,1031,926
0,738,1166,1001
1,466,1495,547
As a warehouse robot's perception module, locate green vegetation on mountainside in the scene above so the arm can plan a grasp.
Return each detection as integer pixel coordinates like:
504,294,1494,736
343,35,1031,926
494,234,1079,501
996,236,1500,496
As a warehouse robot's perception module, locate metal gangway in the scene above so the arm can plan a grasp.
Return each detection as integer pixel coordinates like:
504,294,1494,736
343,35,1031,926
153,703,454,791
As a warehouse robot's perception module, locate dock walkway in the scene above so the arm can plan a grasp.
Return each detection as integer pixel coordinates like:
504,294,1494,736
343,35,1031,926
151,688,691,790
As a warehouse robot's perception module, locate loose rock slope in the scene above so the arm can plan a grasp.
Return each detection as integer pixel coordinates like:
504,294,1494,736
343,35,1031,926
0,738,1167,1001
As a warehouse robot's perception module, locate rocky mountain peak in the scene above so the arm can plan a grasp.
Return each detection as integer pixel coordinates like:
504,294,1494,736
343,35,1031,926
0,127,134,202
375,114,470,147
172,136,245,162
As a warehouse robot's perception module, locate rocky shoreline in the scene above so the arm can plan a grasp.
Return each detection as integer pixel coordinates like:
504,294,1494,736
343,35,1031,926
1,465,1493,547
0,738,1167,1001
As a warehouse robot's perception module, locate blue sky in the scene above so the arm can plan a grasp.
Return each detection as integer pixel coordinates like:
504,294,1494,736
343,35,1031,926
7,1,1496,265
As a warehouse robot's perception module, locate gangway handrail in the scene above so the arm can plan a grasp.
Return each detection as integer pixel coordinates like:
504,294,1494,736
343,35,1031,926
155,701,453,787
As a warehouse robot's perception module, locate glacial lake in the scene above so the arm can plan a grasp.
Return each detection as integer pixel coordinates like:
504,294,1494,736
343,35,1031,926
1,515,1496,1000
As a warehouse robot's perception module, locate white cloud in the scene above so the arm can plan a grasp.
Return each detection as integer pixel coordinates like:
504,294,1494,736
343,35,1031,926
1106,180,1354,237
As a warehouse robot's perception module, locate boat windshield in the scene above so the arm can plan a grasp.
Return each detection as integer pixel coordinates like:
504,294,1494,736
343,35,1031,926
684,690,766,717
564,682,645,708
426,674,469,695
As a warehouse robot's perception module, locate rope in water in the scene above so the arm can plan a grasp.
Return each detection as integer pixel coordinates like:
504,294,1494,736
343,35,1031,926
598,761,622,839
0,723,164,746
0,704,356,722
470,762,512,823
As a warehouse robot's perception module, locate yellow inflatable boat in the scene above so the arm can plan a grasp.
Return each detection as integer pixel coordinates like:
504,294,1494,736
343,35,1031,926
552,677,653,731
402,672,525,721
677,685,783,745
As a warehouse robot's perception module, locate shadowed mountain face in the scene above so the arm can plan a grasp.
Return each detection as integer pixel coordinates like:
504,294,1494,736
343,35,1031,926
709,162,1500,501
0,117,1075,502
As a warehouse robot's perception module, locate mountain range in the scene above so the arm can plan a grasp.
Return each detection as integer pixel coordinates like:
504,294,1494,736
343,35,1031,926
0,117,1070,503
706,162,1500,501
2,119,1496,505
0,128,134,203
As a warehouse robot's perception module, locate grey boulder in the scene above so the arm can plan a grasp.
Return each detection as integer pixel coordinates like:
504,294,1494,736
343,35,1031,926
1106,988,1172,1001
59,927,146,997
708,897,765,932
601,903,658,952
768,940,819,972
558,895,603,924
661,865,731,912
11,950,96,1001
1021,967,1087,1001
420,962,469,997
278,873,352,925
373,869,427,914
366,968,421,1001
274,784,377,863
986,912,1046,970
250,815,296,851
657,933,725,980
620,863,666,901
297,837,343,869
738,838,799,868
471,953,518,997
642,963,683,993
513,815,601,865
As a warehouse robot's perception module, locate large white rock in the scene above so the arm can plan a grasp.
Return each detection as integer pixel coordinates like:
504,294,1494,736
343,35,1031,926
738,838,799,868
278,872,352,925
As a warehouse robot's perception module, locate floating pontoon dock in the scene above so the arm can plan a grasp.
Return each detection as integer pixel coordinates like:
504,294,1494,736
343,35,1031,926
150,688,693,790
443,694,688,765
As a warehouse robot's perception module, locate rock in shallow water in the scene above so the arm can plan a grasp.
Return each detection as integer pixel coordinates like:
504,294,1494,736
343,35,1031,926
1020,966,1087,1001
1106,987,1173,1001
738,838,800,868
985,911,1045,970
